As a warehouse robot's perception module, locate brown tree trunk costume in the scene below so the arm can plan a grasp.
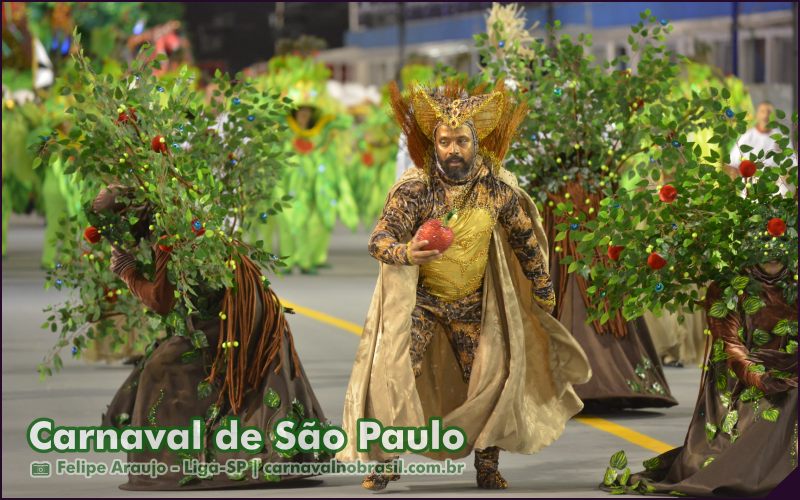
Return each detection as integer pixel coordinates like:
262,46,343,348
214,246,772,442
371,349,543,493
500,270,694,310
629,266,797,496
544,182,677,410
95,190,326,490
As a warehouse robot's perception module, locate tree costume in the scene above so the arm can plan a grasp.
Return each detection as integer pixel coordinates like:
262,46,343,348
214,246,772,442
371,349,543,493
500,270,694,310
37,43,329,490
97,189,326,490
480,4,679,410
643,60,755,367
579,76,797,496
627,268,797,496
338,80,591,490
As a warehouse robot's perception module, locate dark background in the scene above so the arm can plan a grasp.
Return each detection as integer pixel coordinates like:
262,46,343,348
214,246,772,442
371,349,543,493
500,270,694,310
182,2,349,74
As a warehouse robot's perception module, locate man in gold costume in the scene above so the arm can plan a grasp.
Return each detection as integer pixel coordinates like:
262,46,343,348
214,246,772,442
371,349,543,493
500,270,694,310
337,81,591,491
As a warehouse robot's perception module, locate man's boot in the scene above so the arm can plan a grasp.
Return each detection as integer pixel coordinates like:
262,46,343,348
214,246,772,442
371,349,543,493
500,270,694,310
361,461,400,491
474,446,508,489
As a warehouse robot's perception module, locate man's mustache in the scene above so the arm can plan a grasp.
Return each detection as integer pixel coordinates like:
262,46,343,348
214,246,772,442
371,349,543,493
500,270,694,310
445,156,465,164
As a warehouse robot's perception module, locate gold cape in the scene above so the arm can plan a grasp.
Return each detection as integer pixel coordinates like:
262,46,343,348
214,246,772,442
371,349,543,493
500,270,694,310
337,167,591,462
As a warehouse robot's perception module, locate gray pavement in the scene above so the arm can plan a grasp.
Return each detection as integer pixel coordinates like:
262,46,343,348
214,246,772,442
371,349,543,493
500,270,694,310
2,216,700,497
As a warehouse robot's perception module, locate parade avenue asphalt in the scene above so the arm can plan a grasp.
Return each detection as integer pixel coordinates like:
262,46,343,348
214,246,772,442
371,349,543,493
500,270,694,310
3,215,701,497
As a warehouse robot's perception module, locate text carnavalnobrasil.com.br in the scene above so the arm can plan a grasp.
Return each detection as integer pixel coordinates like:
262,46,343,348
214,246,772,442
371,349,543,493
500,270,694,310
43,458,466,479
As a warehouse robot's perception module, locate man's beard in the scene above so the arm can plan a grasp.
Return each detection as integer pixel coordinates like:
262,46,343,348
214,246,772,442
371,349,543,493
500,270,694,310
438,155,474,181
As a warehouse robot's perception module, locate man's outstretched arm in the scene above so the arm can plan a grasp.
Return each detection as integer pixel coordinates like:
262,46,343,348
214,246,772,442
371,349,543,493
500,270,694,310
368,181,424,265
498,189,556,313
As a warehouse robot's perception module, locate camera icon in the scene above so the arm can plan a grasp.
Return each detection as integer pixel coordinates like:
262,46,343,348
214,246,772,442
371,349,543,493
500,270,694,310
30,462,51,478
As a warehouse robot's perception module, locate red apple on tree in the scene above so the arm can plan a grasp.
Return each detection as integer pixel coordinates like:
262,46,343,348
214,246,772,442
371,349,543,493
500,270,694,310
767,218,786,237
158,235,173,253
151,135,168,154
647,252,667,270
83,226,101,244
659,184,678,203
738,159,757,178
607,245,624,261
115,107,138,125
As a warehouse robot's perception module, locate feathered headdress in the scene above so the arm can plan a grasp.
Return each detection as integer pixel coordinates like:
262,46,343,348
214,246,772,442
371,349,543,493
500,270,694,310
388,79,526,172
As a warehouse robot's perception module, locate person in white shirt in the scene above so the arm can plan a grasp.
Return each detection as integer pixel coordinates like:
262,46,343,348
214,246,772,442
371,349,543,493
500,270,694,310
729,101,795,195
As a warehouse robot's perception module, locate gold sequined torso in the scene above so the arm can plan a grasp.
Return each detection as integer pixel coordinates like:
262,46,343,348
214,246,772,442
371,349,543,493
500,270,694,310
420,159,500,301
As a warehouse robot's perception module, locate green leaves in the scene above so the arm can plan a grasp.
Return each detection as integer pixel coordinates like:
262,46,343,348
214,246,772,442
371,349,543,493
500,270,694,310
708,301,729,318
752,329,771,346
642,456,662,471
197,381,213,400
772,319,793,336
487,2,798,325
742,296,766,315
721,410,738,434
739,386,764,403
205,404,220,422
705,422,718,442
610,450,628,469
191,331,209,349
263,388,281,409
761,407,780,422
731,275,749,290
35,36,296,379
603,467,618,486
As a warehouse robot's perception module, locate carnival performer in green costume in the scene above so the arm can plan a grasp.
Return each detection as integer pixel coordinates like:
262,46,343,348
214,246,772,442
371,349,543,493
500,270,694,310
347,99,398,227
250,55,359,273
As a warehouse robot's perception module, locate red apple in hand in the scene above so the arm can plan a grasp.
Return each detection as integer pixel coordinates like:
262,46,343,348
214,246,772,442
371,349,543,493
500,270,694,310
417,218,454,253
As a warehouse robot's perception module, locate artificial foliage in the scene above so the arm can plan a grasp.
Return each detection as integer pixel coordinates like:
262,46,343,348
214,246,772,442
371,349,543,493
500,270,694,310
37,34,294,377
478,5,797,333
570,103,797,323
481,8,720,201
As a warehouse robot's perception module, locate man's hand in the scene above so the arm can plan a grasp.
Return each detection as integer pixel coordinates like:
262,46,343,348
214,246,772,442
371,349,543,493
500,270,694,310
406,237,442,265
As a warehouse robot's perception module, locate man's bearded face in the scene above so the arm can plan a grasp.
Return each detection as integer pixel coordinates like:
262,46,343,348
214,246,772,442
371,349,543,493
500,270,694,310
434,124,476,181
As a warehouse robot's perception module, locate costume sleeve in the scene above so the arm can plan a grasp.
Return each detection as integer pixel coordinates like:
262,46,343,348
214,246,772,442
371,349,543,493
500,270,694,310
705,283,764,389
498,188,556,313
111,246,176,316
368,181,426,266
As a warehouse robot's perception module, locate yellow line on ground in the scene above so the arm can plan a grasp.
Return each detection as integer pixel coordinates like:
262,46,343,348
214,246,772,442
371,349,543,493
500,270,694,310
574,416,674,454
280,299,363,336
281,297,676,454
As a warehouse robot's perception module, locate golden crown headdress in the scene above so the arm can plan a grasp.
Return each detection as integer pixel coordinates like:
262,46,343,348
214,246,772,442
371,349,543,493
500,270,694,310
389,79,526,171
409,86,505,139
